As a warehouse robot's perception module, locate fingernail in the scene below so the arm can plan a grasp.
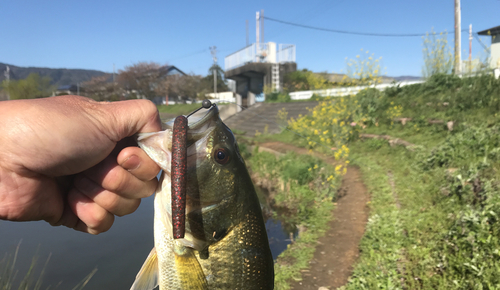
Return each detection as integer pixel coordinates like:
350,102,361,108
121,155,141,171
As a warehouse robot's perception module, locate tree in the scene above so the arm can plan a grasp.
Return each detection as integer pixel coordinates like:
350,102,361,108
205,64,229,92
82,75,121,101
422,29,453,77
117,62,165,99
166,74,203,100
1,73,54,99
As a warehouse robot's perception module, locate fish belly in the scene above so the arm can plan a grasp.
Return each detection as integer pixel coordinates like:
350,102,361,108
197,211,274,290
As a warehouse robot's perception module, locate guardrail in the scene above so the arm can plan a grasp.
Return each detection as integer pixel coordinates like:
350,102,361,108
225,43,296,71
225,44,260,71
277,44,295,63
289,80,424,100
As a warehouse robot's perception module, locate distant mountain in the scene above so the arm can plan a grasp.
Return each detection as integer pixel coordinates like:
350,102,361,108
0,63,112,87
390,75,423,82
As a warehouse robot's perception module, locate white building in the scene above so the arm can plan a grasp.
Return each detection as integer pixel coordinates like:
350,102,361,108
478,26,500,69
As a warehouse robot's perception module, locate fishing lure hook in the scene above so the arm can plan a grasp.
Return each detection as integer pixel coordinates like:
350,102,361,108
186,99,215,119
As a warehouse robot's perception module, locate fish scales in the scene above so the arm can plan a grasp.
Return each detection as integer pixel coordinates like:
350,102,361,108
132,105,274,290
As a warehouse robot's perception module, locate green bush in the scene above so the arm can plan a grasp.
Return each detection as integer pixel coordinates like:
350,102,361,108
418,125,500,170
437,162,500,289
266,92,291,103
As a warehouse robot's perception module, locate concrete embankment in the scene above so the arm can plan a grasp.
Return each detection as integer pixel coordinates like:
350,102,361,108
159,103,239,123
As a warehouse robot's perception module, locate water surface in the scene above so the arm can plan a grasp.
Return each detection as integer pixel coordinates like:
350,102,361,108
1,190,295,289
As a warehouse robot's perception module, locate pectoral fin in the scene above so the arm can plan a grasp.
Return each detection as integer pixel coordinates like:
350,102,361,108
130,247,159,290
174,244,208,289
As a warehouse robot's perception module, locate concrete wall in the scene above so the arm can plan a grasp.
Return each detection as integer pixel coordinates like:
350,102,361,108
289,80,424,100
205,91,236,103
218,103,238,120
492,42,500,69
226,62,297,101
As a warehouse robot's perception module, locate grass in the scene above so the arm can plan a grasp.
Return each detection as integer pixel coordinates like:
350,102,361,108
243,148,342,290
258,73,500,288
156,103,200,114
343,122,500,289
340,152,404,290
0,242,96,290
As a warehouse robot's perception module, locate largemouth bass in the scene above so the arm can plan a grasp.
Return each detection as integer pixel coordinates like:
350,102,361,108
130,105,274,289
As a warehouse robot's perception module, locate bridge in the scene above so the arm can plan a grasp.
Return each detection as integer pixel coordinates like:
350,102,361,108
224,42,297,104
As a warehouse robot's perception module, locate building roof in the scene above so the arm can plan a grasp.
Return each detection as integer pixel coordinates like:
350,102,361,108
478,25,500,36
160,65,186,76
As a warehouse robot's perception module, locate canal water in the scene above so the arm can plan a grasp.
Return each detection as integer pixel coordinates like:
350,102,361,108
0,187,295,289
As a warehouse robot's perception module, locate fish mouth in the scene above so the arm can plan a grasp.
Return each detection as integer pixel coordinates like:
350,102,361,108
187,105,219,137
185,104,219,163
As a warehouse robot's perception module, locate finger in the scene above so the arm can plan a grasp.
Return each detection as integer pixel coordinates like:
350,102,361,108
98,99,161,142
74,174,141,217
49,201,79,229
67,188,115,235
84,156,157,199
118,146,161,181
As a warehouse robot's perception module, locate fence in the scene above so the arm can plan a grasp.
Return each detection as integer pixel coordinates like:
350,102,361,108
277,44,296,63
289,80,424,100
224,43,296,71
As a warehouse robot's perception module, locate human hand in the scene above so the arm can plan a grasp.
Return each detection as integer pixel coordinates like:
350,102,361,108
0,95,162,234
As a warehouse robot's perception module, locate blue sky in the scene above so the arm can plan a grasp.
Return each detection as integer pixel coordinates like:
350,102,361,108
1,0,498,77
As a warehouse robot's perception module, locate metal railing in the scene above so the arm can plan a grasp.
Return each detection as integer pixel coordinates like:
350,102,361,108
225,43,296,71
277,44,295,63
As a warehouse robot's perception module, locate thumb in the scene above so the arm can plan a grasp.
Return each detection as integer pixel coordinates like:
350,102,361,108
98,99,162,141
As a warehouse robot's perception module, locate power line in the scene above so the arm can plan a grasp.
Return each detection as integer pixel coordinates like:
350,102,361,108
473,33,491,52
264,16,469,37
267,0,345,39
167,48,209,62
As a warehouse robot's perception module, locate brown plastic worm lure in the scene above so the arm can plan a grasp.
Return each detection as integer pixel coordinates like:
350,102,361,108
171,115,188,239
170,100,213,239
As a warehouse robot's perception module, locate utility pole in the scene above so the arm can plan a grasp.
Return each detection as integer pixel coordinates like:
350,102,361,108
246,20,249,46
454,0,461,74
113,63,116,97
4,66,10,100
255,11,260,55
469,24,472,73
210,46,217,98
261,9,264,44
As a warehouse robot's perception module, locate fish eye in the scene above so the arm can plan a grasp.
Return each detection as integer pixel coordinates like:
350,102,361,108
214,148,230,164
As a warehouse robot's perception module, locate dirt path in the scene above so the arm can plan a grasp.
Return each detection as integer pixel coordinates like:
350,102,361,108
259,142,370,290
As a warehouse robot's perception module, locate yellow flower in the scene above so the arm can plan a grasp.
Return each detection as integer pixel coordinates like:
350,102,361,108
314,164,318,169
308,167,312,171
